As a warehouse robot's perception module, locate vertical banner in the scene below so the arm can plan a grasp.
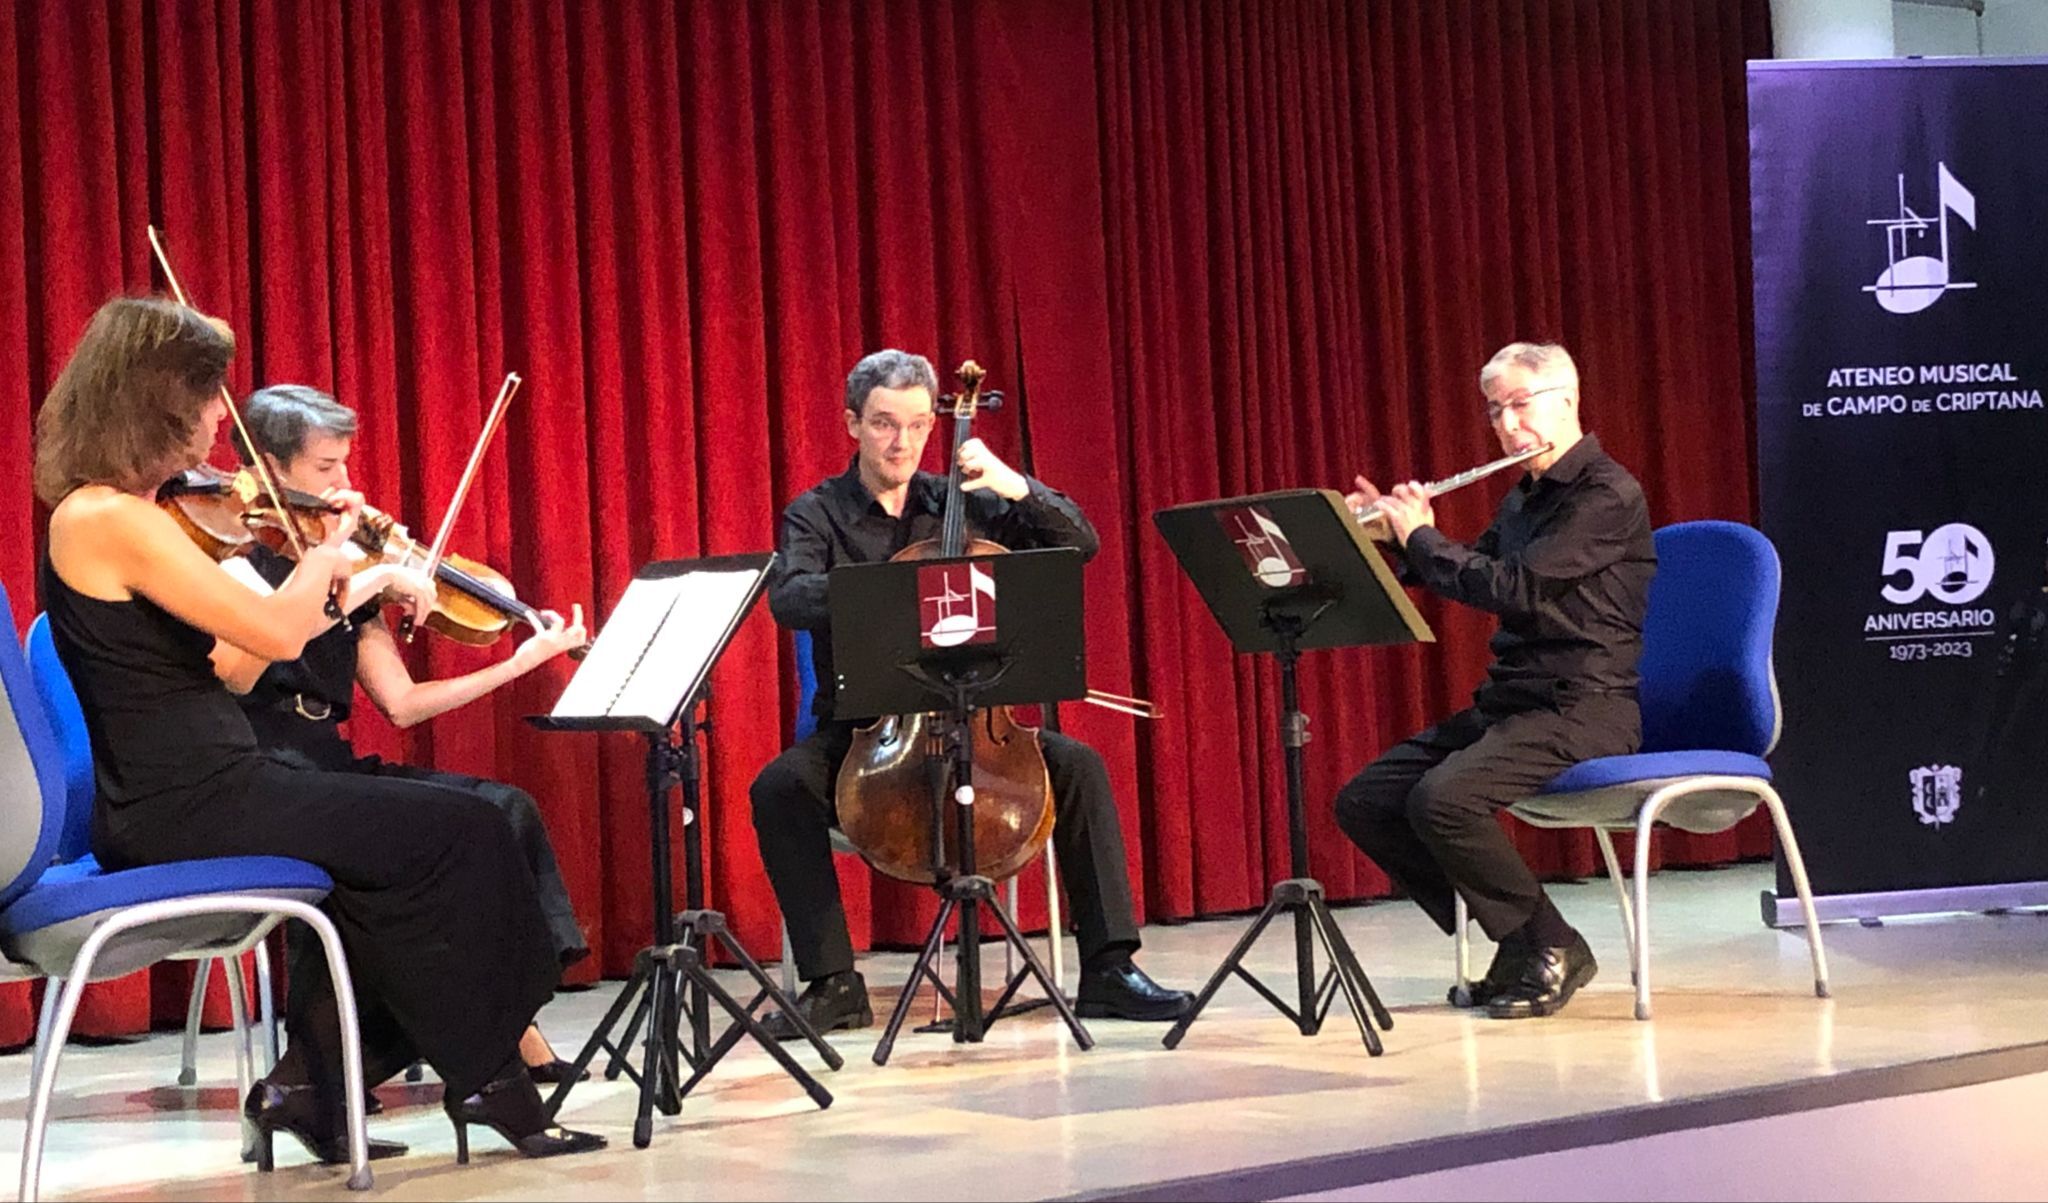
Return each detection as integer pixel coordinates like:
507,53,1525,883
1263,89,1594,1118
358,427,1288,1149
1751,60,2048,921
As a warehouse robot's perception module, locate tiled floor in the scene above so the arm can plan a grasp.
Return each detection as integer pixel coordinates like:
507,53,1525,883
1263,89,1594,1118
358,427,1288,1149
8,862,2046,1201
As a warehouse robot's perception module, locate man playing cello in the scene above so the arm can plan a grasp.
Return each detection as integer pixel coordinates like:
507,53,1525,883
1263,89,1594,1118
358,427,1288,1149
750,349,1191,1038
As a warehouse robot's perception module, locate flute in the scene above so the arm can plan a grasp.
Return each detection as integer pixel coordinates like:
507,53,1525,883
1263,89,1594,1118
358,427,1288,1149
1350,444,1551,525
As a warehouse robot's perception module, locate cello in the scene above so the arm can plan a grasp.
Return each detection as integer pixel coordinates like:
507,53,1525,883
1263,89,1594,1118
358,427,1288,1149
833,362,1057,885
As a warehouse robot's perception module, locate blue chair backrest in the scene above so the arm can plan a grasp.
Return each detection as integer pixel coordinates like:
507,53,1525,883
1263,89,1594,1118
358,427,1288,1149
0,583,71,911
1637,521,1781,757
793,629,819,742
25,615,96,862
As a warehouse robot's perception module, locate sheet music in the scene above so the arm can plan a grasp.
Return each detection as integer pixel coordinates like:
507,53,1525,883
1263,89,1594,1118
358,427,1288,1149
549,568,764,724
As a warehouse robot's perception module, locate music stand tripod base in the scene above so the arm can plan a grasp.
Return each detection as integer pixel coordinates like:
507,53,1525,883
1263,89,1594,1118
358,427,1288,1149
528,554,838,1149
1151,490,1429,1054
825,550,1097,1065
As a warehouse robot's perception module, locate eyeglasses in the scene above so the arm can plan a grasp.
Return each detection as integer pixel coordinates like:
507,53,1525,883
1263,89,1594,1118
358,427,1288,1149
1484,384,1567,423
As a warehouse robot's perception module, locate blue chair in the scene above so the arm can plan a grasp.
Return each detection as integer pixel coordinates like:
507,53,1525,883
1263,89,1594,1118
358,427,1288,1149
777,630,1067,1003
1451,521,1830,1020
1,585,374,1198
25,615,280,1089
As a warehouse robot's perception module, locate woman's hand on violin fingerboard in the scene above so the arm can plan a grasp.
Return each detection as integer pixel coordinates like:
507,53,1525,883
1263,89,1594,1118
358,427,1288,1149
515,604,587,668
371,565,438,627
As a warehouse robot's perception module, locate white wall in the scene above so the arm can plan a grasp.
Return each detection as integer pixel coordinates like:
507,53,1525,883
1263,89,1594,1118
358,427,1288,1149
1894,0,2048,57
1980,0,2048,54
1775,0,1895,57
1895,3,1981,55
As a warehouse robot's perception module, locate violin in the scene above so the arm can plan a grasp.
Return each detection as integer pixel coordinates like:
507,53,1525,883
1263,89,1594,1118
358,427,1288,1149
351,506,588,658
158,463,343,562
160,463,584,658
834,362,1057,885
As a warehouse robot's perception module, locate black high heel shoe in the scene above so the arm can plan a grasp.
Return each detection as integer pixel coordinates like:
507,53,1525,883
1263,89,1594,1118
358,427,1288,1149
243,1081,410,1171
444,1067,607,1164
525,1058,589,1085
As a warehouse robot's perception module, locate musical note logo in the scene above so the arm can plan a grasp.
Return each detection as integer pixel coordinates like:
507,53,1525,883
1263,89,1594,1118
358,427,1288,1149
918,562,999,648
1218,505,1307,588
1864,161,1977,315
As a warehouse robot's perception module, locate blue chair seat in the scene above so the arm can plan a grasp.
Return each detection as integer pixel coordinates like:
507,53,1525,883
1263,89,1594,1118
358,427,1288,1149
0,855,332,936
1539,750,1771,794
1517,750,1775,834
0,855,331,984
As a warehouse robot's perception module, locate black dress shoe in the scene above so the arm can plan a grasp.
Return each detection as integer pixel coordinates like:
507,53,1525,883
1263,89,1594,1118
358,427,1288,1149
1075,960,1193,1022
1485,930,1598,1020
243,1081,410,1171
760,971,872,1042
1447,932,1531,1008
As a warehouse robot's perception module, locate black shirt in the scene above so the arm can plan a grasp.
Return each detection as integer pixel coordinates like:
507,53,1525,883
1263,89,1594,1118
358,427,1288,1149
769,457,1099,721
236,545,379,770
1397,433,1656,713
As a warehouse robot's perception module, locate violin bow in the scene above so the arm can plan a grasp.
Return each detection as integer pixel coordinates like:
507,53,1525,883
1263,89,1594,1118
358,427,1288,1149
403,371,523,641
147,225,348,626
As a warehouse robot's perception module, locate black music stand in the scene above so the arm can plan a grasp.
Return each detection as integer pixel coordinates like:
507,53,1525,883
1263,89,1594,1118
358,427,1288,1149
529,553,839,1149
828,548,1095,1064
1151,490,1435,1053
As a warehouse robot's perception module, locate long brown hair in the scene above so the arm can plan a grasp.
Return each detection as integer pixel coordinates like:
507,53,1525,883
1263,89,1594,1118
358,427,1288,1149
33,296,235,505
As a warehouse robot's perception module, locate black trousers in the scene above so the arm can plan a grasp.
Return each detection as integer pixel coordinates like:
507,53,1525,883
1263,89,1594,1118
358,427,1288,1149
1332,694,1640,941
94,757,558,1102
248,712,590,967
750,722,1141,982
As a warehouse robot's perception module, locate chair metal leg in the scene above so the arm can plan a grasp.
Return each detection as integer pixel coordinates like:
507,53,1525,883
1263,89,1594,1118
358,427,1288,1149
179,957,214,1086
254,937,280,1072
1044,844,1065,992
27,977,60,1104
780,920,798,1002
1452,894,1473,1007
1593,828,1640,984
16,900,373,1197
292,905,373,1190
1005,876,1019,984
1632,798,1663,1021
225,955,259,1161
21,961,101,1201
1758,783,1832,999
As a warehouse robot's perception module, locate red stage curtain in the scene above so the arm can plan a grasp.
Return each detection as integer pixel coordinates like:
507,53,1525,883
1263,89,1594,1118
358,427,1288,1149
0,0,1771,1046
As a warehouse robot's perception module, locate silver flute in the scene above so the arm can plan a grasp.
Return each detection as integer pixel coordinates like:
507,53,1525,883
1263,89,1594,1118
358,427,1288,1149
1351,443,1552,524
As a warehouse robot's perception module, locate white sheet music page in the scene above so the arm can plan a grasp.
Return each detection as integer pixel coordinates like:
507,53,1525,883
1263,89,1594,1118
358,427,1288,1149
548,568,764,724
548,574,685,720
609,570,763,724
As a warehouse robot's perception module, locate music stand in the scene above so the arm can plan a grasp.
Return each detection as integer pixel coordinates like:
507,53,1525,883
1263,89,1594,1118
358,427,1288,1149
529,553,839,1149
1151,490,1434,1053
828,548,1096,1064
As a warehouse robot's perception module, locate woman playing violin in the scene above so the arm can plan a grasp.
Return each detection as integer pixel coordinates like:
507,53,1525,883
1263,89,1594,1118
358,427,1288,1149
215,383,589,1082
32,296,603,1165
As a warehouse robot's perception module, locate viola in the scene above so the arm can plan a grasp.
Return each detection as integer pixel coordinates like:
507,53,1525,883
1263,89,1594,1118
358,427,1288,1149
351,504,587,657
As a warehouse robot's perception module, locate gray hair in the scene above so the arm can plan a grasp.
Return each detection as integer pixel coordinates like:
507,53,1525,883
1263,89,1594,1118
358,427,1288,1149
236,383,359,465
844,349,939,415
1479,342,1579,395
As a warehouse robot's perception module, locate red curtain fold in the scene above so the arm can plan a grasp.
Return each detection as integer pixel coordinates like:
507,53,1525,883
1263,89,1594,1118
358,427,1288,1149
0,0,1771,1046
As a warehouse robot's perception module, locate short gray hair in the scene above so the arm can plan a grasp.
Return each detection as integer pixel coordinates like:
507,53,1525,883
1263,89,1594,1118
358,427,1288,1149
236,384,359,465
844,349,939,416
1479,342,1579,395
